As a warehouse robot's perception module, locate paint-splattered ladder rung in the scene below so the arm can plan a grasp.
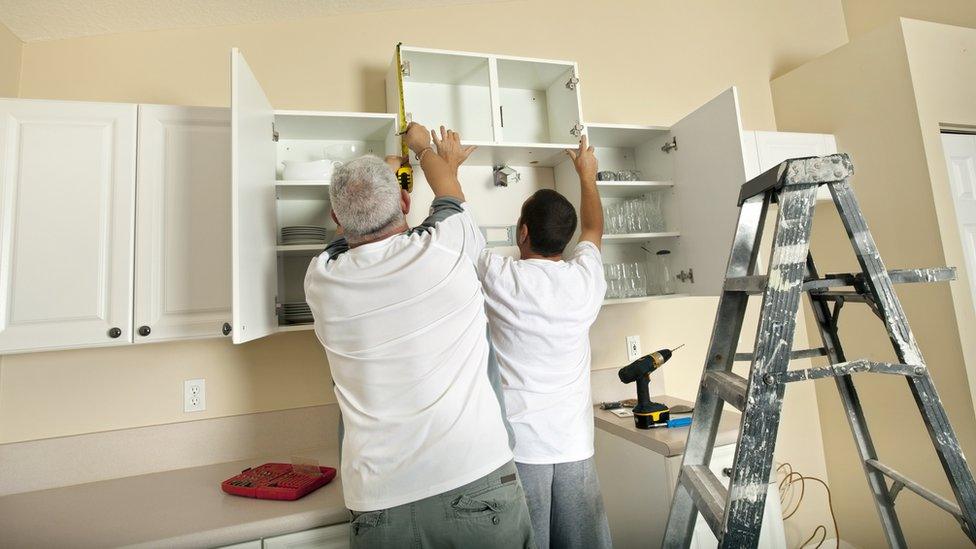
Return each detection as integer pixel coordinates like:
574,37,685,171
703,370,748,411
680,465,728,536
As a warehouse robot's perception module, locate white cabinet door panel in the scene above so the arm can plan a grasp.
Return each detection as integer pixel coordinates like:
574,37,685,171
262,523,350,549
0,99,136,353
942,132,976,313
231,48,278,344
753,131,836,201
135,105,232,343
670,87,749,296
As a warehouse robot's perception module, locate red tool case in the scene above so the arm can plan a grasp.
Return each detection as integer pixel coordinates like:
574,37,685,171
221,463,337,501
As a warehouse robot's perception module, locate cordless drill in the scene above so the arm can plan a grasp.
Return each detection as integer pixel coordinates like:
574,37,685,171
618,345,683,429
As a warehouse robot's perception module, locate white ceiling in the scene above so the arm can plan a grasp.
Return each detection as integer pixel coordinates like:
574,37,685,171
0,0,504,42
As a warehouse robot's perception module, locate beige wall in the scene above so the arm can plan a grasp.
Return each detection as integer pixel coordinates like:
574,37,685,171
842,0,976,38
772,20,976,548
0,21,21,97
0,1,851,544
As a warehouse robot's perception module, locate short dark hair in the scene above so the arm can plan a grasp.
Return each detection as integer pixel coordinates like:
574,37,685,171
519,189,578,257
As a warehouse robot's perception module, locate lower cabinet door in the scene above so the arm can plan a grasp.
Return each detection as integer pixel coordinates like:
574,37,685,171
134,104,232,343
0,99,137,353
262,523,350,549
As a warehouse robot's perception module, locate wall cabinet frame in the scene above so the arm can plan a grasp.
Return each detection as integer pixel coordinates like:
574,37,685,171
0,99,137,353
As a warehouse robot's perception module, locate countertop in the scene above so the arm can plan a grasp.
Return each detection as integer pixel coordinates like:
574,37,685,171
0,445,347,549
593,395,741,457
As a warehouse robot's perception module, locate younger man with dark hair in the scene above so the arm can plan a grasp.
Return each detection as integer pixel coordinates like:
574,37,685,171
477,136,611,549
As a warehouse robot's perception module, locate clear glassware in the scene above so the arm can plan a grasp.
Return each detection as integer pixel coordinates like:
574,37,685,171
646,193,666,232
613,203,627,235
656,250,675,295
605,263,623,299
634,262,648,297
598,170,618,181
623,263,640,297
634,198,650,233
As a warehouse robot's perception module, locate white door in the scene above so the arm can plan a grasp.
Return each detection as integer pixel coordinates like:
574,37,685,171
231,48,278,344
670,88,750,296
753,131,837,201
262,523,350,549
942,132,976,314
135,105,232,343
0,99,137,353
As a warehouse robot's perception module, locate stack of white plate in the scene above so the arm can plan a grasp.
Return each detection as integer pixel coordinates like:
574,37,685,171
281,302,313,324
281,226,329,245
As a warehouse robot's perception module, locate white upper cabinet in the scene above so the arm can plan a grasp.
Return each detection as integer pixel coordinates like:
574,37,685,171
231,48,279,344
745,130,837,201
231,48,396,341
388,45,583,167
668,88,749,296
572,88,750,299
135,104,232,343
0,99,137,353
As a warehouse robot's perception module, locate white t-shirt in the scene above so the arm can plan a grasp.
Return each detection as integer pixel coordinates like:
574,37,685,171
304,198,513,512
478,241,607,464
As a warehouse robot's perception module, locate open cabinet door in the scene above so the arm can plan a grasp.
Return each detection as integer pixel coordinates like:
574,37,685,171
231,48,277,343
670,87,749,295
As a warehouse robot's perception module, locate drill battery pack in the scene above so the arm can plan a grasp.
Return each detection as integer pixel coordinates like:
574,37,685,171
633,401,670,430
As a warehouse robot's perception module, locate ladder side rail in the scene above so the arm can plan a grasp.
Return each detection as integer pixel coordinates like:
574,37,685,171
829,179,976,542
663,193,771,549
721,183,820,548
805,253,908,548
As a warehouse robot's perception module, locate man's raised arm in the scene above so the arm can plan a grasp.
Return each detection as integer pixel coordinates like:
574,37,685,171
403,123,476,202
567,135,603,249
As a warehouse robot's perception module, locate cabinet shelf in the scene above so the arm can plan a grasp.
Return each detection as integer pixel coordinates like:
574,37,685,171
603,294,689,306
275,181,330,200
597,181,673,198
276,244,327,256
602,232,680,243
278,323,314,332
457,141,570,167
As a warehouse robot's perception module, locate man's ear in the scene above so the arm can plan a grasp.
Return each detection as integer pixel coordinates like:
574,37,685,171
400,189,411,216
331,210,340,227
517,223,529,245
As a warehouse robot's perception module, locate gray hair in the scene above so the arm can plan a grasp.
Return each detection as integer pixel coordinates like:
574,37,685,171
329,155,404,244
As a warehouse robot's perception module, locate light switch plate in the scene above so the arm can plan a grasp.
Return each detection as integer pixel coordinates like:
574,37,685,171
626,335,641,362
184,378,206,413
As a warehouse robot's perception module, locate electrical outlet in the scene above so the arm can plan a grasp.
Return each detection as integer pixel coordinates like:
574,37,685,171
184,378,206,413
626,335,642,362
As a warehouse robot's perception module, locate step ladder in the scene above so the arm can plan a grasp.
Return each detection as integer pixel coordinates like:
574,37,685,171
662,153,976,548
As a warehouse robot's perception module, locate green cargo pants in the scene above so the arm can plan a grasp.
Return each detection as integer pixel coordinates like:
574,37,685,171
348,461,535,548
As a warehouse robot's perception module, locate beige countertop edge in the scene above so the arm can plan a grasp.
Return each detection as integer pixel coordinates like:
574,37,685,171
0,445,348,549
593,395,742,457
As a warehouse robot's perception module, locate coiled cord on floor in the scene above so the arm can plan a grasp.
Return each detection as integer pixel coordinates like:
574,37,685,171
776,462,839,549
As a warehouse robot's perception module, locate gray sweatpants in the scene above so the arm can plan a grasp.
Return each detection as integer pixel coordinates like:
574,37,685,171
349,460,536,548
516,457,612,549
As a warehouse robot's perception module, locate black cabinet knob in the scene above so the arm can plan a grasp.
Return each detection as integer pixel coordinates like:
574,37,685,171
108,327,122,339
138,325,151,337
222,322,232,336
722,467,733,478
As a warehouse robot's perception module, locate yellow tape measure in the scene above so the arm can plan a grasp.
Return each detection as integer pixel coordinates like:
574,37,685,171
394,43,413,193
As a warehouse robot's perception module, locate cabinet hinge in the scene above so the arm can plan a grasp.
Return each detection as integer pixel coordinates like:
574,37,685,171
570,123,584,138
676,268,694,284
400,61,411,77
272,123,279,142
565,76,580,90
661,136,678,154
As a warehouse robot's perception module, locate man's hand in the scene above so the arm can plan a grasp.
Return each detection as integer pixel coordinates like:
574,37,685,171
403,122,432,154
431,126,477,170
566,135,597,183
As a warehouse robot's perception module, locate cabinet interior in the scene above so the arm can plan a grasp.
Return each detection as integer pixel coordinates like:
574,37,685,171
273,112,396,329
557,124,688,305
496,58,578,145
400,49,494,142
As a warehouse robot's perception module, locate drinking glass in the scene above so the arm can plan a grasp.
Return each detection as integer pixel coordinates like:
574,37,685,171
634,262,648,297
646,193,666,232
656,250,675,295
604,263,623,299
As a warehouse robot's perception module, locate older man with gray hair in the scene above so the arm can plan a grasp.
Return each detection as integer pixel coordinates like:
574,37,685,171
305,123,535,548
